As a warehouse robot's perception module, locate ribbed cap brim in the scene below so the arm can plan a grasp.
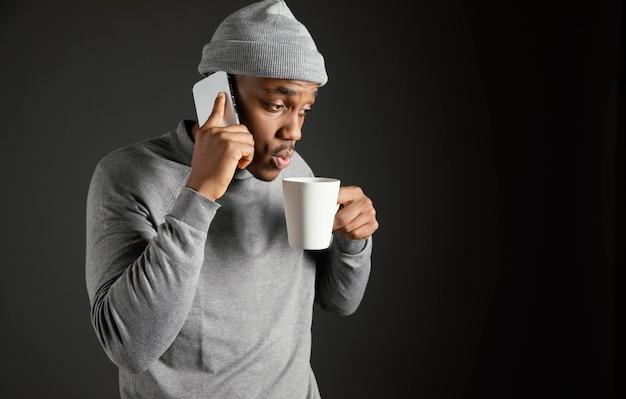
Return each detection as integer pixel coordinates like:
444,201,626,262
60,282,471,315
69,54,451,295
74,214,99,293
198,41,328,86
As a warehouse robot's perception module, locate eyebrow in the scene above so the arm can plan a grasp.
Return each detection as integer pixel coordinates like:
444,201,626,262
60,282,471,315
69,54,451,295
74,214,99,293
264,86,319,98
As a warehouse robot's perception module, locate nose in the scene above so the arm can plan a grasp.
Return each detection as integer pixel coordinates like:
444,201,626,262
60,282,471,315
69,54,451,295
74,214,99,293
277,113,302,142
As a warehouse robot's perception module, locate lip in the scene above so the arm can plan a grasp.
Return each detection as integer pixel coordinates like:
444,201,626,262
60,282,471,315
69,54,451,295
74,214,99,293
271,150,293,169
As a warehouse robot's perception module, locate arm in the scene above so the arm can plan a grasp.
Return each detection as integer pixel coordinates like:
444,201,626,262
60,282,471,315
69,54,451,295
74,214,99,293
86,164,218,374
315,236,373,315
86,93,251,373
315,185,379,314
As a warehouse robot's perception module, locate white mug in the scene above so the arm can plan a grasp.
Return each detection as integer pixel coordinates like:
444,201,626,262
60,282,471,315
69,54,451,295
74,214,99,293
282,177,341,250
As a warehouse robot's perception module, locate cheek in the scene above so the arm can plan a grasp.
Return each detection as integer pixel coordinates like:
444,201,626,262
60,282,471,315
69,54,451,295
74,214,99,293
247,122,276,152
246,114,278,142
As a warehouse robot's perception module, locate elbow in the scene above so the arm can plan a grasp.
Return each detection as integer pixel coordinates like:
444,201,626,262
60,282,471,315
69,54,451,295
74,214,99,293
332,307,358,316
114,352,152,375
316,282,368,316
318,299,362,316
94,324,154,375
91,302,153,375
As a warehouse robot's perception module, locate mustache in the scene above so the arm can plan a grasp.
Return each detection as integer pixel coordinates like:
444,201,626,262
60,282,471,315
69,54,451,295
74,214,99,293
271,142,295,154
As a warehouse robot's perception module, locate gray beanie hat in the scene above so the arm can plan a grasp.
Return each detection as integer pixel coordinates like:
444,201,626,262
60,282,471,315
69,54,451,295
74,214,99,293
198,0,328,86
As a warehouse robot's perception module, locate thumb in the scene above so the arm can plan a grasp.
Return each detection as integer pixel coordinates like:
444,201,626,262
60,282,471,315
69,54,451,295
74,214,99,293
204,92,226,128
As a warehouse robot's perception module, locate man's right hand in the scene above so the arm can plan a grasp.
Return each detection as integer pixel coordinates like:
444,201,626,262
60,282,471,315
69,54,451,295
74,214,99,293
186,92,255,201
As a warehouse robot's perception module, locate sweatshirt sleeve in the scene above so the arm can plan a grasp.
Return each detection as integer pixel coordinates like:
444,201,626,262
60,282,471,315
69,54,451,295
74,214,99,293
85,158,219,374
314,235,373,315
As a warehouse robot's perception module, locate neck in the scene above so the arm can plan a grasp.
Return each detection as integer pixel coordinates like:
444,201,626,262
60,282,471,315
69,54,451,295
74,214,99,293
189,121,200,142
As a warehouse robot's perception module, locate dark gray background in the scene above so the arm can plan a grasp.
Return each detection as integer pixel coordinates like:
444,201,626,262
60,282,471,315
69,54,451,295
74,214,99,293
0,0,619,398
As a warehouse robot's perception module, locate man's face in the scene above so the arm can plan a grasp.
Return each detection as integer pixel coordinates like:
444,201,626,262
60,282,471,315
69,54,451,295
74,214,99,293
232,75,319,181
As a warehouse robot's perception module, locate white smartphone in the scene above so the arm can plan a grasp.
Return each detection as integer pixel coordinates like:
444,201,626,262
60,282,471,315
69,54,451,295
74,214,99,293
192,71,240,127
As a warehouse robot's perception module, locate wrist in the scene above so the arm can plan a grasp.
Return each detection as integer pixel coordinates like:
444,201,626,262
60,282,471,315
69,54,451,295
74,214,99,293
185,181,219,202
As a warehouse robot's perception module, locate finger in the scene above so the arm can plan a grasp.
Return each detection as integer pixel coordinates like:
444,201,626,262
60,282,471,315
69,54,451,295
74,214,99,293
344,220,379,240
334,187,362,228
237,144,255,169
204,92,226,128
333,204,365,233
336,185,362,206
333,209,379,241
333,187,378,238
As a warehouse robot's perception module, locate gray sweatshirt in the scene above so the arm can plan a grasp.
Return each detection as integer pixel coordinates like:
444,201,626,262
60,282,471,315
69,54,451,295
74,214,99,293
85,120,372,398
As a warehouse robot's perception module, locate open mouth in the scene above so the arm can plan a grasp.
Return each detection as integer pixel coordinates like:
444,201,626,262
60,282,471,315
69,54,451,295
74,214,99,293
271,151,292,169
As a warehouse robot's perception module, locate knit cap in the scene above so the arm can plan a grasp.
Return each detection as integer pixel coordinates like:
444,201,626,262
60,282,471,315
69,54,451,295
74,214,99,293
198,0,328,86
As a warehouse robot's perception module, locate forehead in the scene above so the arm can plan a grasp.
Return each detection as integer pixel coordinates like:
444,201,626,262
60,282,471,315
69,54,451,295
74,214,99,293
235,75,319,98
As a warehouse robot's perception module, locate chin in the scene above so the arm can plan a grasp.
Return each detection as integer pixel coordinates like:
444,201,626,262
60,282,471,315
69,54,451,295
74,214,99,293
248,166,281,182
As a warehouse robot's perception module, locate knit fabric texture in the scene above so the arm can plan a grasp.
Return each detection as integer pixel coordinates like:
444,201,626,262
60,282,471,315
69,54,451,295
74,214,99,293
198,0,328,86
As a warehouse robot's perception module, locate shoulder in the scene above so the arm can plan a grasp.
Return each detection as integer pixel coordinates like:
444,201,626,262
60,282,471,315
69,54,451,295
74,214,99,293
88,133,186,198
92,139,157,184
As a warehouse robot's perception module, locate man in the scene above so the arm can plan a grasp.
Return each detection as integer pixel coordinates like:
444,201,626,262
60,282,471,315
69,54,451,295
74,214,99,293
85,0,378,397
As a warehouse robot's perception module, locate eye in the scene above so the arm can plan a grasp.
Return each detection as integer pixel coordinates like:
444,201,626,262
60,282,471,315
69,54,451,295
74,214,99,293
299,108,312,117
266,103,285,112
